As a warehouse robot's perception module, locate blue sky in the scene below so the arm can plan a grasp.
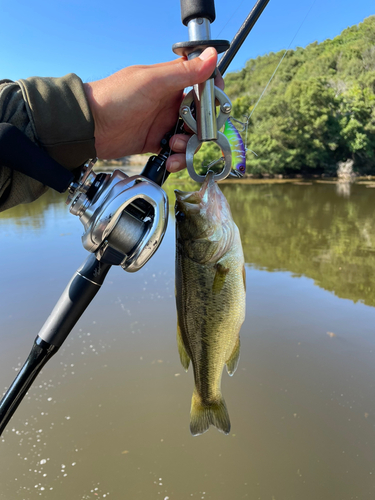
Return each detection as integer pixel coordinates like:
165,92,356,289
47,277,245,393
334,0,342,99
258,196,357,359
1,0,374,82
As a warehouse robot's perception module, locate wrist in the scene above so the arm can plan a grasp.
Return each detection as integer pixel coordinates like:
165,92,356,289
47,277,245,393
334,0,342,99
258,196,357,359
83,80,107,158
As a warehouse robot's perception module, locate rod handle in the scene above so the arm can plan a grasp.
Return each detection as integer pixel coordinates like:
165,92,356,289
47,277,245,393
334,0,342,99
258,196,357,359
0,338,58,435
38,255,111,347
180,0,216,26
0,255,112,434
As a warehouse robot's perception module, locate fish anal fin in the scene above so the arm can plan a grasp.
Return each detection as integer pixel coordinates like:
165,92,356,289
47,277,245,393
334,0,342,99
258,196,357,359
226,336,240,376
190,390,231,436
177,321,190,372
212,263,230,294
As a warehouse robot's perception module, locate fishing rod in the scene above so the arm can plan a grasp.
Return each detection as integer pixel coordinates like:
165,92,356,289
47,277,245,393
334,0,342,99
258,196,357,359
218,0,271,75
0,0,271,435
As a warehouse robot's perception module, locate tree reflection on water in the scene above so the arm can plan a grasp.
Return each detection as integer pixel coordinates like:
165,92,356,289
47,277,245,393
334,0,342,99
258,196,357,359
167,179,375,308
2,179,375,307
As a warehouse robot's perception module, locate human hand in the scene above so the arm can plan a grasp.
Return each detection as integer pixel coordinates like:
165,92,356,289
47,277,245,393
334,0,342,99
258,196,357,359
84,47,224,173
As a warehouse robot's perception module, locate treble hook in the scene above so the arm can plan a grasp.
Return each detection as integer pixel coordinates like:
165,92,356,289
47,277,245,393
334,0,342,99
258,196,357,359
229,115,249,133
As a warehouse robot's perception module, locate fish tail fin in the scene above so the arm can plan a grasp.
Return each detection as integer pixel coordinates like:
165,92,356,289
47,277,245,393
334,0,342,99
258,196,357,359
190,390,231,436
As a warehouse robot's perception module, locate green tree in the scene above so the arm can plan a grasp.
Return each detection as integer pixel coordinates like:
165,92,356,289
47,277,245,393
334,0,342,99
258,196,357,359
222,15,375,176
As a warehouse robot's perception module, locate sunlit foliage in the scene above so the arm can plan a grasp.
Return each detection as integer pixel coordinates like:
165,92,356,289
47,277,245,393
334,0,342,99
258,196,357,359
199,16,375,176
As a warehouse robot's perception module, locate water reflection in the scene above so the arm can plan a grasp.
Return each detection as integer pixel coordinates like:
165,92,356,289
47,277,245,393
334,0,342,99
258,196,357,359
336,181,352,198
1,180,375,500
0,189,67,232
166,180,375,307
3,181,375,308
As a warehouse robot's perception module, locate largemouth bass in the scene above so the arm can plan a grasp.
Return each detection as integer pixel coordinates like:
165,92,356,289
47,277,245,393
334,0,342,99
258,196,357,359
175,172,246,436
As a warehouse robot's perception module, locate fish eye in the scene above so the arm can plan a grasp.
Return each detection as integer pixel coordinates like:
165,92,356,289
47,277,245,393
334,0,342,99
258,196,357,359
239,165,245,172
176,211,186,222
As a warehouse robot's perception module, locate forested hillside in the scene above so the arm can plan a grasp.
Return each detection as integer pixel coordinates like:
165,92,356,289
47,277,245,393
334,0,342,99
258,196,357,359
227,16,375,175
197,16,375,177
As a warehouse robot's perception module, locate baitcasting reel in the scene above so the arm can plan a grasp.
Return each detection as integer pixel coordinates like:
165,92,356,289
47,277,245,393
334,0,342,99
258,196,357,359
66,159,168,273
0,122,168,274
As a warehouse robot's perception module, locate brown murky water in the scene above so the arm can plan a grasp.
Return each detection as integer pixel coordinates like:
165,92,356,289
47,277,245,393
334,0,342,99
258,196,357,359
1,179,375,499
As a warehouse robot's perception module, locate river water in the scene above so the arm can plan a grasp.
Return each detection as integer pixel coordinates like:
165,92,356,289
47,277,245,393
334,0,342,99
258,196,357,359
1,178,375,500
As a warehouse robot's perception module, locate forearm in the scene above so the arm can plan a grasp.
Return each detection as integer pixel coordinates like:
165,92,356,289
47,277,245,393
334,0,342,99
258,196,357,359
0,74,96,212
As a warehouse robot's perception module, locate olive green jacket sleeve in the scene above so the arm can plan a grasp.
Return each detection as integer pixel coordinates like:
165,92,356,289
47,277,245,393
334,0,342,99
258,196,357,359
0,73,96,212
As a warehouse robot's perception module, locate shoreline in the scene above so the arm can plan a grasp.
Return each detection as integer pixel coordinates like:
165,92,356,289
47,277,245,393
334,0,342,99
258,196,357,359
93,163,375,185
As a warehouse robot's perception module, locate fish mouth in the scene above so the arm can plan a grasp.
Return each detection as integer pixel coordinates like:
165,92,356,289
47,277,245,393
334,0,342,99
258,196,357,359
175,171,216,206
200,171,216,198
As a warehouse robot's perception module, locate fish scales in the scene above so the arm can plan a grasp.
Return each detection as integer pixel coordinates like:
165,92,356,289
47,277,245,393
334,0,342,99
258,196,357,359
175,172,246,436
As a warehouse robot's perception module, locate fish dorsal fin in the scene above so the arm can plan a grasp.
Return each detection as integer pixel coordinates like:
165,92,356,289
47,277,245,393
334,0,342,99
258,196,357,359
212,263,230,294
177,321,190,372
226,336,240,376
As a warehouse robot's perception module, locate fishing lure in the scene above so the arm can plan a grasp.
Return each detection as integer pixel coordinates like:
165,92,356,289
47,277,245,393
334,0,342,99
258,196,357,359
223,117,247,178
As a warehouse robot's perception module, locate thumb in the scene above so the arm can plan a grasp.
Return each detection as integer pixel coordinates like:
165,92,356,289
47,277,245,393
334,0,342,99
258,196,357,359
160,47,218,91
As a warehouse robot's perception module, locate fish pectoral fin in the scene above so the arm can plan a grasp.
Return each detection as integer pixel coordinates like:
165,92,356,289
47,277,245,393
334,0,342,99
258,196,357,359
190,390,231,436
242,264,246,292
226,336,240,376
212,263,230,294
177,322,190,372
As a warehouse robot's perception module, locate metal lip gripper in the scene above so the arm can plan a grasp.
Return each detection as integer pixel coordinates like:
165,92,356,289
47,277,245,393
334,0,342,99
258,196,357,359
172,0,233,183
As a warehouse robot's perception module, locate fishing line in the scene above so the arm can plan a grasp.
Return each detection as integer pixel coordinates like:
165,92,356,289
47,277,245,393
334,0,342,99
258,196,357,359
244,0,318,150
215,0,247,39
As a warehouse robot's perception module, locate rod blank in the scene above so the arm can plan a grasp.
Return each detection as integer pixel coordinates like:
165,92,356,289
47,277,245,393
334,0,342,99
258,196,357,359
218,0,271,76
